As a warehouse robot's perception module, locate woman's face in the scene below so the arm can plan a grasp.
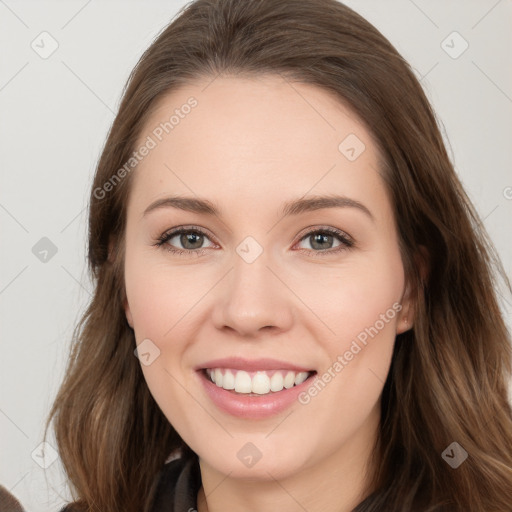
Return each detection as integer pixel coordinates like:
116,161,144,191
123,75,412,481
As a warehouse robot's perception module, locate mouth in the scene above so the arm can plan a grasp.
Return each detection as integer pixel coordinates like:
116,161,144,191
201,368,317,396
194,357,318,418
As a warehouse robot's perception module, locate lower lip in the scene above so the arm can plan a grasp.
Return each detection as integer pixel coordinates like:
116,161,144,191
197,370,316,419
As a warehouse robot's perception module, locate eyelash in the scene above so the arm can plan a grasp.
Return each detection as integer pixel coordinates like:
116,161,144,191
153,225,355,257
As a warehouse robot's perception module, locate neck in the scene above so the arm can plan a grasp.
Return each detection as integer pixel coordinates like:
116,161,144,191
197,404,380,512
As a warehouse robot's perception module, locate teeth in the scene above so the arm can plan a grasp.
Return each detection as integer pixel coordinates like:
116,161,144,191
294,371,309,386
205,368,312,395
270,372,284,392
284,371,296,389
214,368,223,387
222,370,235,390
251,372,270,394
234,370,252,393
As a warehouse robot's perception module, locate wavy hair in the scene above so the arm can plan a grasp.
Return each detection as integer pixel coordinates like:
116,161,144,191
44,0,512,510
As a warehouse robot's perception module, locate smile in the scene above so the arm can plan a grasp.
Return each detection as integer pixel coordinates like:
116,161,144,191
196,358,318,419
204,368,313,395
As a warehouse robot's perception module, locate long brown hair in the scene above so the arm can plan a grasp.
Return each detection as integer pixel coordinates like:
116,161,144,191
44,1,512,510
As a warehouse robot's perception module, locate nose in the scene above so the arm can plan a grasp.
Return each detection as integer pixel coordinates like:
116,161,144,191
211,249,294,338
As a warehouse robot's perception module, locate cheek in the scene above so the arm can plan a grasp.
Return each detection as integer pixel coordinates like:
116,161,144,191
124,253,203,434
298,246,404,390
124,250,205,339
332,267,402,346
294,257,403,448
298,253,404,344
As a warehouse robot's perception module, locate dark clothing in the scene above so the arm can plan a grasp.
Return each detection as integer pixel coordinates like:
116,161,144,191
56,454,202,512
149,453,202,512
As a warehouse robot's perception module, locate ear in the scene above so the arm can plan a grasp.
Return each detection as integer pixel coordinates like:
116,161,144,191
396,279,415,335
396,245,429,335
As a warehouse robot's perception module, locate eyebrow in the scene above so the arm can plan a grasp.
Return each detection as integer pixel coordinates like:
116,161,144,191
142,194,374,221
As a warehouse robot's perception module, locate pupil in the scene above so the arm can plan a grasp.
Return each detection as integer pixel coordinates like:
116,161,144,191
311,233,333,250
181,233,203,249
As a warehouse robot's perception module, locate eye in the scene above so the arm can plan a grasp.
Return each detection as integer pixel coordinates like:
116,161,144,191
154,226,216,256
154,225,355,257
294,227,354,255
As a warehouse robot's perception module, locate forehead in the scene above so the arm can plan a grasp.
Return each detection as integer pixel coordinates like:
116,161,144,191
128,75,386,216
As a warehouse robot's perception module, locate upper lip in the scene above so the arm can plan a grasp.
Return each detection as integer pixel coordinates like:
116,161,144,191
195,357,314,373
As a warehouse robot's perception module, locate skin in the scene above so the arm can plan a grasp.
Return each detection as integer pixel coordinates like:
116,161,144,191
123,75,415,512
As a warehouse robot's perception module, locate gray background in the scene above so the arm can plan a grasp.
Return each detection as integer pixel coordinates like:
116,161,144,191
1,1,511,510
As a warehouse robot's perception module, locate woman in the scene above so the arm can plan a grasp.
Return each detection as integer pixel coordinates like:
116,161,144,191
37,0,512,511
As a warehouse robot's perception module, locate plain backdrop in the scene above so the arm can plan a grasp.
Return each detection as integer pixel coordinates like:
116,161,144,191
0,1,511,510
